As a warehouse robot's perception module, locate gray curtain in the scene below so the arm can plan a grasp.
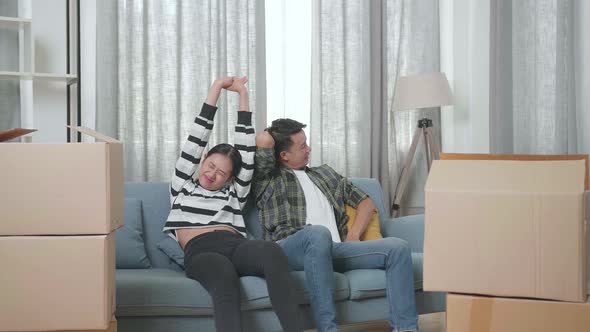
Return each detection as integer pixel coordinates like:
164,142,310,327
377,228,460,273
490,0,577,154
574,0,590,157
97,0,266,182
310,0,440,215
386,0,440,215
0,1,20,131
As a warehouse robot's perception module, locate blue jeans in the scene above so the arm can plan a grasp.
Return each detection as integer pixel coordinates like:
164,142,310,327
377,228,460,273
278,225,418,332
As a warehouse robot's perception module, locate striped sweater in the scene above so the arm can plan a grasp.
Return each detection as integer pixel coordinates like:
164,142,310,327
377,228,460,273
163,103,255,240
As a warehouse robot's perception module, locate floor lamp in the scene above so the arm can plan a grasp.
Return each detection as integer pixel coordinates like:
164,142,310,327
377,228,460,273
390,72,453,217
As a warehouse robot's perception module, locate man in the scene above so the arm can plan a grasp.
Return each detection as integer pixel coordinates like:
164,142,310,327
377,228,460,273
253,118,419,332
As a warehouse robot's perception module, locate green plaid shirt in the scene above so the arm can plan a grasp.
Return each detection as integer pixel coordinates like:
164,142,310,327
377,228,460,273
253,147,368,241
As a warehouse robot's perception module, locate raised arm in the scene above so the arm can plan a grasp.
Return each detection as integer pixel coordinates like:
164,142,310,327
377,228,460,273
170,77,234,200
227,77,255,206
254,131,276,177
252,131,277,198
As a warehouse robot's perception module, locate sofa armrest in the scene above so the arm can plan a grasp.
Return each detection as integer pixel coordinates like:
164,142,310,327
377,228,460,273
381,214,424,253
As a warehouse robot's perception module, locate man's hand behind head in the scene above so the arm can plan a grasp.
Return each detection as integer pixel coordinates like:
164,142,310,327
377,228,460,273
256,130,275,148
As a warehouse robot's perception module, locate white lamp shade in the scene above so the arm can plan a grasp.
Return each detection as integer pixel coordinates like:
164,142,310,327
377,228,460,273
392,72,453,111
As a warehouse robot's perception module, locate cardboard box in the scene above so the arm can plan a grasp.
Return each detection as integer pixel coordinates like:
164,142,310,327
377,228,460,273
424,159,588,302
0,127,123,235
4,319,117,332
446,293,590,332
0,234,116,331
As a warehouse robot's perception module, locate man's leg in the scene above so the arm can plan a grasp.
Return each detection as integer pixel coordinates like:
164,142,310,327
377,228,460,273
332,237,418,332
278,225,339,332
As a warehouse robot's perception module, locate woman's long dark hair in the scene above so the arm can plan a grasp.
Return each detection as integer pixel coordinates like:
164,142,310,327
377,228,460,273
205,143,242,177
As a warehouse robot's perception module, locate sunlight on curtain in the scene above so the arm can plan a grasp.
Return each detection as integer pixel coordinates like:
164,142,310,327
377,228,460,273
97,0,264,182
265,0,311,133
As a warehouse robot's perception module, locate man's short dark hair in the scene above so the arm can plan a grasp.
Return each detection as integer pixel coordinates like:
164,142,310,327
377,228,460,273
267,118,307,161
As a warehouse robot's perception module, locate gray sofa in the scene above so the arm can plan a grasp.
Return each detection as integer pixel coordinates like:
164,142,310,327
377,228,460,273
115,179,445,332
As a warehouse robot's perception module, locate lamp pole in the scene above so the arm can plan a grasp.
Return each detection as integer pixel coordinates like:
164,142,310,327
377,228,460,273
391,116,440,217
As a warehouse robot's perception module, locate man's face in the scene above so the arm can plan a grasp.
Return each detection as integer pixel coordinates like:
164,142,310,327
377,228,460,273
280,131,311,170
198,153,234,191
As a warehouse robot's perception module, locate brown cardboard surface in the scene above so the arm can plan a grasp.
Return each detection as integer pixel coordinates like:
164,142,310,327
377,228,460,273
440,153,589,190
4,319,117,332
446,293,590,332
0,234,116,331
0,132,123,235
0,129,37,142
424,159,587,302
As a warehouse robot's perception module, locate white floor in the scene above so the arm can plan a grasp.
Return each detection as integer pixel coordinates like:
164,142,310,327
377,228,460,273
305,312,446,332
419,313,446,332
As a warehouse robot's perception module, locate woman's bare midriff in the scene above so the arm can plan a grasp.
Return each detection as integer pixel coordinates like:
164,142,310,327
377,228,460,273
177,226,239,250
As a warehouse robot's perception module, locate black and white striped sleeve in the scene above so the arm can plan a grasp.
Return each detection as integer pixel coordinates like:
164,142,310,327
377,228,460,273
170,103,217,200
233,111,255,208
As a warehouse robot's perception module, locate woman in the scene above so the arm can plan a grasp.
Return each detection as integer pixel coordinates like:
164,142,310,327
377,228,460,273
163,76,302,332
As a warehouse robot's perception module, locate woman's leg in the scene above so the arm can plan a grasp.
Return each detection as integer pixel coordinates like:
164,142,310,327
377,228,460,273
185,251,241,332
232,240,303,332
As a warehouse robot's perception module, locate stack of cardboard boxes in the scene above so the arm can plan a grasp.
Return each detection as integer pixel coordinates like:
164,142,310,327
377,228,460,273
0,128,123,332
424,155,590,331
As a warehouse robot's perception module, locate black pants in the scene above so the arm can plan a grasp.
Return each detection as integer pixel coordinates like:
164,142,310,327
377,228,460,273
184,230,302,332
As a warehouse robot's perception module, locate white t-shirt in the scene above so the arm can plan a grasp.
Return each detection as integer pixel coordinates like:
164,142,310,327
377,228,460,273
293,170,341,242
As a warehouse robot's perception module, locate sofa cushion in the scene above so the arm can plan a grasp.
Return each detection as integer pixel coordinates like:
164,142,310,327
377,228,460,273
116,199,151,269
156,236,185,268
290,271,350,304
116,269,350,317
411,253,424,290
345,253,424,300
116,269,211,317
243,196,263,240
124,182,183,271
345,205,383,241
350,178,388,227
345,269,386,300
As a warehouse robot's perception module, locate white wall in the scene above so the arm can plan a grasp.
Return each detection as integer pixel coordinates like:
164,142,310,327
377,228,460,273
32,0,68,143
439,0,454,152
80,0,96,137
30,0,95,143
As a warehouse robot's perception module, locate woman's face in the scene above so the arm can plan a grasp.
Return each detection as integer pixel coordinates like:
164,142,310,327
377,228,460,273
198,153,234,191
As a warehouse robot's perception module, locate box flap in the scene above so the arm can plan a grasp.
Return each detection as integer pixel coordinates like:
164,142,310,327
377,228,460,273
426,159,585,193
68,126,120,143
0,128,37,142
440,153,590,190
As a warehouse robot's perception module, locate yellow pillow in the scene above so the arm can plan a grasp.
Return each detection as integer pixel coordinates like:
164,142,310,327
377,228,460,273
345,205,383,241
